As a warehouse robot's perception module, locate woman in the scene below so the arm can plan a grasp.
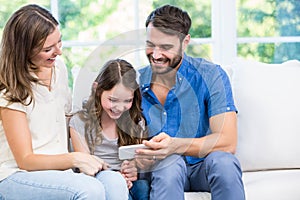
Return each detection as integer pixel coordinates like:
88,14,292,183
0,4,127,200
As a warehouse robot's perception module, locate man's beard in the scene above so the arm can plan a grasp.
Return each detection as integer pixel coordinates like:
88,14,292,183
148,50,182,75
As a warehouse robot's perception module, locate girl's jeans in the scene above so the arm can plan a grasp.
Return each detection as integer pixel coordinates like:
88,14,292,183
129,179,150,200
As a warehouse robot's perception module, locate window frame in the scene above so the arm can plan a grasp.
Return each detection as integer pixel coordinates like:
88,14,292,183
50,0,300,66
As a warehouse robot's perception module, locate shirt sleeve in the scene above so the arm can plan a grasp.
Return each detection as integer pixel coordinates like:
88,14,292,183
0,91,26,113
206,65,237,117
69,114,85,137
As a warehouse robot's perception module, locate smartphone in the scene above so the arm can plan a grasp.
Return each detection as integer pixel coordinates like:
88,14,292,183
118,144,150,160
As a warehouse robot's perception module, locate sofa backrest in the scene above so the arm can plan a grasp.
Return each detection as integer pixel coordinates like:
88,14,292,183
232,58,300,172
72,67,98,112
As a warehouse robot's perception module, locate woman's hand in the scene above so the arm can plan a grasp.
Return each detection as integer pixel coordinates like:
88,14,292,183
72,152,109,176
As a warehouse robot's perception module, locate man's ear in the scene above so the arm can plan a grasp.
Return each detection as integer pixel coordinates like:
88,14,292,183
182,34,190,50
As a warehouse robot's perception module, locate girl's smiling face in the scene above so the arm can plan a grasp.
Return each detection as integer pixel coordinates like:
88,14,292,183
101,83,134,119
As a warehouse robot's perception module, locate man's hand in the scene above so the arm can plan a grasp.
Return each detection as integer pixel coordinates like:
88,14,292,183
136,132,177,162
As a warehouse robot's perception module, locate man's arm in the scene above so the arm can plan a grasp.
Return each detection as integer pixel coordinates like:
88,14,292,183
138,111,237,159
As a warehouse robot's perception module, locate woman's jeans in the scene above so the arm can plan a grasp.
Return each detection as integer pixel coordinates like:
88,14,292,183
0,170,128,200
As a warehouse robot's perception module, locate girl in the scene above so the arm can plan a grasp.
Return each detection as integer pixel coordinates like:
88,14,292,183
70,59,150,200
0,4,127,200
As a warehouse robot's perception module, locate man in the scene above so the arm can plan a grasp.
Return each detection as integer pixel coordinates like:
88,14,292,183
137,4,245,200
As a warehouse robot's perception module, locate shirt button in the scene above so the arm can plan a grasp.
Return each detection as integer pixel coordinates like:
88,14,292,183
163,112,167,115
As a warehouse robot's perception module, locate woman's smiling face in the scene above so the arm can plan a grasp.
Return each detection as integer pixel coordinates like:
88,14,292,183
30,26,62,69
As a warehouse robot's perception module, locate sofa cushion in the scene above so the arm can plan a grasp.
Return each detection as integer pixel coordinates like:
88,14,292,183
185,169,300,200
243,169,300,200
232,58,300,171
184,192,211,200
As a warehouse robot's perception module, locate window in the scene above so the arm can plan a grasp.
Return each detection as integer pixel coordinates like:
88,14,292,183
1,0,299,89
237,0,300,63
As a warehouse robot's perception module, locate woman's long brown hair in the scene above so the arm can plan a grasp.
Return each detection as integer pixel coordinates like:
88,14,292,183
0,4,59,105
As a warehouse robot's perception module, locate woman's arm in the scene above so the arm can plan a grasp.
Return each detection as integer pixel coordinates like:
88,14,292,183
1,107,105,175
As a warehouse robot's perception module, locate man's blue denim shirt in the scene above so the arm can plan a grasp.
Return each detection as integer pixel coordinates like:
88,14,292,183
138,54,237,164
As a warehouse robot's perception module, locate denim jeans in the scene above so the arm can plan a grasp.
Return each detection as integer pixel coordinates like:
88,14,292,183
150,152,245,200
0,170,128,200
129,179,150,200
96,170,128,199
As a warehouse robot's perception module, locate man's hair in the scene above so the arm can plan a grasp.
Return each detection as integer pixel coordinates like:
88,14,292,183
145,4,191,41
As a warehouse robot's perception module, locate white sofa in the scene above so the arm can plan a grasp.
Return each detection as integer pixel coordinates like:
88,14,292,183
72,58,300,200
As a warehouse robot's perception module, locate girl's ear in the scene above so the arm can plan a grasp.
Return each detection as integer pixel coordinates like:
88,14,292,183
92,82,98,91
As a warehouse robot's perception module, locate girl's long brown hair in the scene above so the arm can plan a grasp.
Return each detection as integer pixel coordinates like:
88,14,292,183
77,59,148,154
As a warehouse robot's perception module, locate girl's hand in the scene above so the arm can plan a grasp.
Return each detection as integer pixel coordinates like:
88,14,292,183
135,157,156,170
72,152,109,176
121,160,137,182
125,179,133,189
